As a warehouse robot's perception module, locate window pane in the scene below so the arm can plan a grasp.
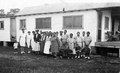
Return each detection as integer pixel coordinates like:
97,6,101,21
64,16,73,28
73,16,83,27
105,17,109,29
0,21,4,29
63,16,83,28
36,19,41,28
20,20,26,29
36,18,51,29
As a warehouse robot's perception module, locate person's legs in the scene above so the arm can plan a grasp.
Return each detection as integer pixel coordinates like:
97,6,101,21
86,48,90,59
21,47,25,54
76,46,81,58
14,48,18,54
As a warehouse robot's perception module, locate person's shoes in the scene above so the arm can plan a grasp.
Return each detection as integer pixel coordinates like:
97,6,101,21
87,57,90,59
21,51,23,54
14,52,18,54
54,57,58,59
75,56,77,58
67,57,70,59
78,56,80,58
85,56,87,59
21,51,25,54
28,51,31,53
60,56,63,59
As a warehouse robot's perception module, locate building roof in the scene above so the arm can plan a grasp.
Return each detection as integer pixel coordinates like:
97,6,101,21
16,3,120,16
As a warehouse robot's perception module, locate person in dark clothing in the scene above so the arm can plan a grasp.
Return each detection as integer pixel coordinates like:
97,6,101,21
34,30,41,54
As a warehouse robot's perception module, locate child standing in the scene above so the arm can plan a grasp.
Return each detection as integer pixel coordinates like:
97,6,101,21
13,40,18,54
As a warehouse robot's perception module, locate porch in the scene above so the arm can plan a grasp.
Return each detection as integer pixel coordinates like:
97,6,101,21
95,7,120,58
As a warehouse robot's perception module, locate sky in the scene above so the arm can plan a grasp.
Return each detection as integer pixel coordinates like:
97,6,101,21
0,0,120,13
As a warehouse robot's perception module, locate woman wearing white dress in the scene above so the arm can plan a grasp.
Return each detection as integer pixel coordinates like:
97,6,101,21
19,29,26,54
26,31,32,53
44,33,51,54
67,33,76,55
31,31,35,51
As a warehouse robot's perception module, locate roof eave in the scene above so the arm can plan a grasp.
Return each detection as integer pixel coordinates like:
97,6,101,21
15,6,120,17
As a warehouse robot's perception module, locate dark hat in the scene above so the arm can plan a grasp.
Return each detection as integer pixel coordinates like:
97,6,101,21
36,30,39,32
21,28,25,30
28,31,31,33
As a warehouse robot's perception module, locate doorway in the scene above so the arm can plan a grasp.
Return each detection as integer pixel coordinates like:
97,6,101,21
97,11,102,42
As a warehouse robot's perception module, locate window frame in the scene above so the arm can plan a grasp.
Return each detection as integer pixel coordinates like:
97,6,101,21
19,19,26,30
0,21,4,30
104,16,109,30
35,17,51,29
63,15,83,29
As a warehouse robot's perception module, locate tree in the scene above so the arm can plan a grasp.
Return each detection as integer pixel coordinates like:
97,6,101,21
0,9,6,18
7,8,20,16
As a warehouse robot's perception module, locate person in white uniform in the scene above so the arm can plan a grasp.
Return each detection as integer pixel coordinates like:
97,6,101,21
19,29,26,54
84,31,92,59
26,31,32,53
67,33,76,59
31,31,35,52
74,32,83,58
81,31,86,57
44,33,51,54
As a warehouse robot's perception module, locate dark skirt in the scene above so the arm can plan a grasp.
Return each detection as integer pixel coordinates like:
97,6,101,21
40,41,45,53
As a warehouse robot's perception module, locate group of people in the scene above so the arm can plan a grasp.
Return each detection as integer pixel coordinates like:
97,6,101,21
14,29,92,59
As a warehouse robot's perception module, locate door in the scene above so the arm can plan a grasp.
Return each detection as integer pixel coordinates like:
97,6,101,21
97,11,102,42
10,18,16,42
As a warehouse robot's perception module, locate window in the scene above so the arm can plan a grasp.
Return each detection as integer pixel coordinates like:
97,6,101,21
36,17,51,29
63,15,83,29
0,21,4,29
105,17,109,29
20,19,26,29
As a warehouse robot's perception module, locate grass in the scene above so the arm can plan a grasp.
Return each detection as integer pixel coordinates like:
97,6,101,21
0,46,119,73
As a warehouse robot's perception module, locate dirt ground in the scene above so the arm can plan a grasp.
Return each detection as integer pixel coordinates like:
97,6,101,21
0,47,120,73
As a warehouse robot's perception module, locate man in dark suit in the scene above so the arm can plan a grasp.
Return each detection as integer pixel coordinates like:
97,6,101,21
34,30,41,54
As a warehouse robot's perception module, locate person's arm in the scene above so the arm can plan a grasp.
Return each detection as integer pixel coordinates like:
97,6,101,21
88,37,92,46
39,34,41,43
81,37,83,48
56,37,60,50
19,36,21,43
25,34,27,46
73,38,76,49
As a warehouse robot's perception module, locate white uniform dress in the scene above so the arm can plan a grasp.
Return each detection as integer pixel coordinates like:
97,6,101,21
82,36,85,49
84,36,92,48
74,36,83,47
58,35,62,46
19,32,26,47
31,34,35,51
67,38,76,54
44,36,51,54
26,34,32,48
